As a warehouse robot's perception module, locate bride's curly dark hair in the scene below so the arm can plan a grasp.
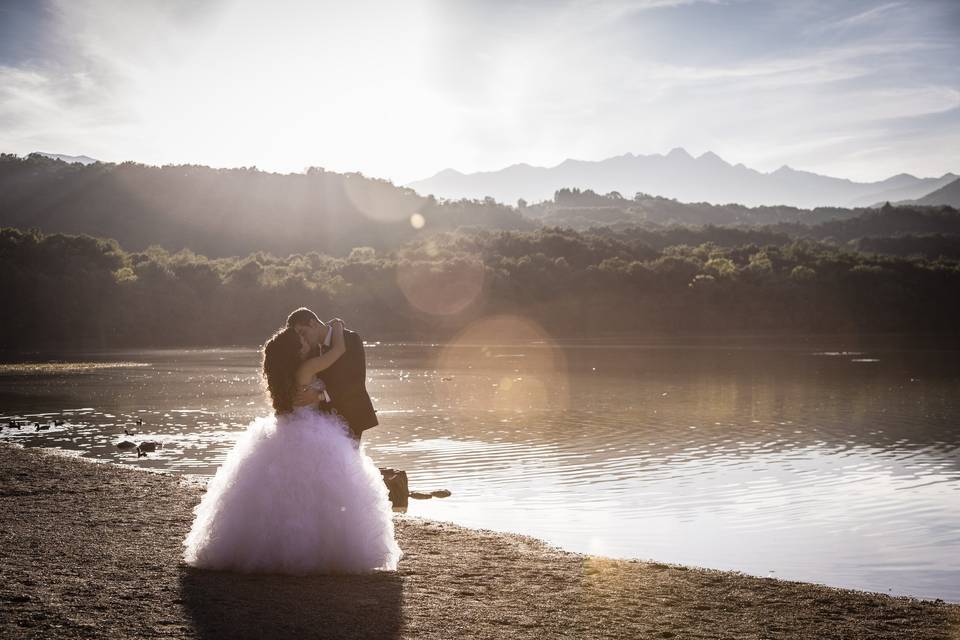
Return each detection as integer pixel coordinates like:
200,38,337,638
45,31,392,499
262,326,303,415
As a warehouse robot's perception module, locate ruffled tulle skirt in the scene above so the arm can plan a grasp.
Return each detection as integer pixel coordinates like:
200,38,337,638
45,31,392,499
183,406,401,574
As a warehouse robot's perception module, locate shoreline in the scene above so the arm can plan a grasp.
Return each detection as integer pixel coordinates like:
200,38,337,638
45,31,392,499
2,443,959,639
4,331,960,358
10,442,955,603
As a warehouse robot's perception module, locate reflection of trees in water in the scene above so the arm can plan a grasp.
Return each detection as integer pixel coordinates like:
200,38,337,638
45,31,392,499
389,345,960,475
2,345,957,480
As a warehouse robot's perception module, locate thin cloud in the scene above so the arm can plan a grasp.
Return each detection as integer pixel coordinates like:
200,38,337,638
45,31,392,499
817,1,905,32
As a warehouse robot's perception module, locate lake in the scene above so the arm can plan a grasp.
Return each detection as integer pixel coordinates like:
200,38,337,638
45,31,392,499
2,337,959,602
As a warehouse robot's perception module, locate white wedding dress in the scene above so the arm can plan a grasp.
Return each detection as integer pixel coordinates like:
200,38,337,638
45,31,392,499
183,406,401,574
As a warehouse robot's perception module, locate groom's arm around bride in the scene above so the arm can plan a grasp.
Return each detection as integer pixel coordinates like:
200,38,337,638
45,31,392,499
322,322,378,440
287,307,378,440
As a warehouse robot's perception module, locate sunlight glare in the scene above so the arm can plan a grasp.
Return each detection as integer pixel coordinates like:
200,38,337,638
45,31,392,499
396,257,485,316
118,0,450,180
433,315,569,413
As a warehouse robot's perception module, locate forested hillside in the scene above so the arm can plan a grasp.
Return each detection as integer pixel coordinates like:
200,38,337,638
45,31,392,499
528,188,960,232
4,156,960,262
0,154,533,257
4,156,960,351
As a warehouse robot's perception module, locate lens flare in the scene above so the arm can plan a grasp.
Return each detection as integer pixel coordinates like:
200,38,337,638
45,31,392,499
342,175,420,223
432,315,569,414
396,257,485,316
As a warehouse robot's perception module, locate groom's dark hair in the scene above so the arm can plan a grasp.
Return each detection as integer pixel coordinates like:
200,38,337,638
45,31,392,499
286,307,320,328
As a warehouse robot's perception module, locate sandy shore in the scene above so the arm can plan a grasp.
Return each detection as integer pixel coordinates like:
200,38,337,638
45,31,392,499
1,443,958,640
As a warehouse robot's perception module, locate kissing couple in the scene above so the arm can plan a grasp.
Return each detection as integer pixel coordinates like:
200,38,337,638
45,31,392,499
182,307,401,574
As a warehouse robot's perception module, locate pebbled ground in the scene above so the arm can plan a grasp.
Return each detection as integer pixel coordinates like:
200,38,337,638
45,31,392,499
2,443,959,640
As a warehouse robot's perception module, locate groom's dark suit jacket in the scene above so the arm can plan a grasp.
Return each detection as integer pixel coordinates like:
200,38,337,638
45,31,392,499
313,328,378,438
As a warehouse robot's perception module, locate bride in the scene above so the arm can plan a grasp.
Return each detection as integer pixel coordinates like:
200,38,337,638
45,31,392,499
182,319,401,574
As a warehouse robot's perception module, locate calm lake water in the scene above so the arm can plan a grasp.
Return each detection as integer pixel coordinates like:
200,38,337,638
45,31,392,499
2,339,959,602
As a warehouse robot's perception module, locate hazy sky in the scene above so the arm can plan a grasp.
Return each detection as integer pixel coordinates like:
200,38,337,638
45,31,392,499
1,0,957,184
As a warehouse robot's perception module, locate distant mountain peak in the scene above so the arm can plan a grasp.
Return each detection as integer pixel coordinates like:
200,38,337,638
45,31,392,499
406,148,955,208
903,176,960,207
697,151,727,164
34,152,97,165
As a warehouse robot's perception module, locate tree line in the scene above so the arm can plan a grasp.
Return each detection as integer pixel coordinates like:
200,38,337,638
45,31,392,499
535,188,960,233
3,225,958,352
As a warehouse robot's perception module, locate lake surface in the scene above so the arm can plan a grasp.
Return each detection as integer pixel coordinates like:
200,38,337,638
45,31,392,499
2,339,959,602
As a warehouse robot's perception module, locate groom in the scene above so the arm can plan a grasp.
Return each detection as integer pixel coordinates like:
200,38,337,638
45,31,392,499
287,307,378,440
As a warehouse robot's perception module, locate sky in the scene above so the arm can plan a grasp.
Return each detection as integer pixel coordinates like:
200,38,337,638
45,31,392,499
0,0,958,184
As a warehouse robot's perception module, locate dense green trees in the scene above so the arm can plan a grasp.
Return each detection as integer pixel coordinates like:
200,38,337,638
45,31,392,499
531,190,960,235
851,233,960,259
3,225,958,351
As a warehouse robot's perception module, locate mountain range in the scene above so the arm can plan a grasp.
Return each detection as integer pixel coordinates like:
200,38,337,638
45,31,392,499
407,149,957,209
35,152,98,165
901,177,960,208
